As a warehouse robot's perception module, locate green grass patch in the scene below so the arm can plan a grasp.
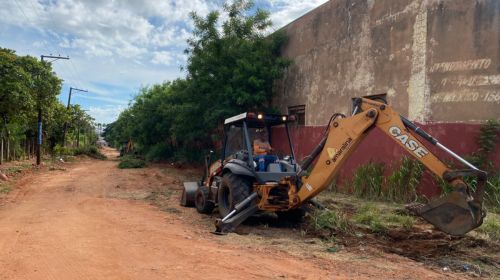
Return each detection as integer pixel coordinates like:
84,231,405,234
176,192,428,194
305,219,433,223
0,184,11,194
118,156,146,169
476,214,500,242
308,209,353,235
5,166,23,174
384,212,415,229
353,204,387,233
353,203,415,233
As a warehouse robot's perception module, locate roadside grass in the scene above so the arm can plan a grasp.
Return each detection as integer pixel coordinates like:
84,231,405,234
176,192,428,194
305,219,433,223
353,203,415,233
310,193,417,236
5,166,23,174
53,144,106,160
118,155,146,169
476,213,500,242
307,209,353,237
0,184,11,194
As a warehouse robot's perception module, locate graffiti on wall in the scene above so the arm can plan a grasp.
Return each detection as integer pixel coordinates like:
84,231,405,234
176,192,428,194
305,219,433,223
431,58,498,106
431,90,500,104
440,74,500,87
430,59,491,73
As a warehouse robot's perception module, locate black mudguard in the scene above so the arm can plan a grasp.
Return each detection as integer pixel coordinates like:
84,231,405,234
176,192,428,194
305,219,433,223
223,159,255,178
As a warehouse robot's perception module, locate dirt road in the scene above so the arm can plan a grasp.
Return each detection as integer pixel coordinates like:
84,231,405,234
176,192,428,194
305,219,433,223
0,148,462,279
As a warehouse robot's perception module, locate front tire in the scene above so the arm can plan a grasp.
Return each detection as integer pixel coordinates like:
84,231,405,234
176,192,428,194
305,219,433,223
195,187,215,214
217,172,252,217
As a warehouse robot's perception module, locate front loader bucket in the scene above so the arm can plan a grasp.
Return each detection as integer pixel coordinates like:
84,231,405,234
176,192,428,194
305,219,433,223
409,187,484,236
180,182,199,207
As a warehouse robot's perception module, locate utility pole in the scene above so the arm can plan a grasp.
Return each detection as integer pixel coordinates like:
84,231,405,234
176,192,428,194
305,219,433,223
37,54,69,165
62,87,87,147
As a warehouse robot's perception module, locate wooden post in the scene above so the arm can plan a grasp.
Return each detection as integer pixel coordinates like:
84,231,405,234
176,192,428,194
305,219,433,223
0,137,3,164
6,138,9,162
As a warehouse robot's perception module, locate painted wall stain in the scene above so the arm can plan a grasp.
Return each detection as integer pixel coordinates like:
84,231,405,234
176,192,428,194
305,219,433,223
374,1,419,27
408,3,430,123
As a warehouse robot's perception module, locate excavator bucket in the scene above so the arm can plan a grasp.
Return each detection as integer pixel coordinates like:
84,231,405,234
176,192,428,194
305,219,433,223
409,186,484,236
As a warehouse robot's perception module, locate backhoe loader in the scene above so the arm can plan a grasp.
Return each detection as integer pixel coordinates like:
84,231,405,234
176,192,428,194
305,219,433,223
181,96,487,235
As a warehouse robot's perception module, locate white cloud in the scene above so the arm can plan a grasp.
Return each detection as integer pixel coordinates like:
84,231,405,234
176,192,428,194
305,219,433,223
0,0,328,123
269,0,329,29
151,51,174,65
88,105,127,124
0,0,213,60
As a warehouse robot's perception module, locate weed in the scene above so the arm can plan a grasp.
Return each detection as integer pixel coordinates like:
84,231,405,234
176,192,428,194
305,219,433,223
352,162,385,200
353,203,385,232
353,203,414,233
0,184,11,194
385,213,415,229
474,119,500,169
118,156,146,169
386,157,423,203
309,209,353,235
326,246,341,253
5,166,23,174
476,215,500,241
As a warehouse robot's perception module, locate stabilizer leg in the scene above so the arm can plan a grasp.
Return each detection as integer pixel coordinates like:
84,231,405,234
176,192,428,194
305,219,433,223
213,204,259,234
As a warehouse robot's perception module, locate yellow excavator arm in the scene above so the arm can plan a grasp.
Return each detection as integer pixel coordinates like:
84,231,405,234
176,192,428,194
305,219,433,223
298,97,486,235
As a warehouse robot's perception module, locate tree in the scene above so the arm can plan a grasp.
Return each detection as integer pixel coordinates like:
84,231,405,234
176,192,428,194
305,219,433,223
183,0,289,137
105,0,290,163
0,47,96,163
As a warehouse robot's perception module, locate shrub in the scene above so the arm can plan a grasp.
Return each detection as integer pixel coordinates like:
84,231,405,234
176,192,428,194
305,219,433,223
53,144,73,157
118,156,146,169
73,146,106,160
145,142,172,163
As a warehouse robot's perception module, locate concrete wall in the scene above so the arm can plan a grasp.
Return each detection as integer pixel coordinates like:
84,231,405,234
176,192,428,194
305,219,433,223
274,0,500,124
271,0,500,196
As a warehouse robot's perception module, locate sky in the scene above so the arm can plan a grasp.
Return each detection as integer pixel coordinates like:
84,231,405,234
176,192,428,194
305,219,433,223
0,0,328,124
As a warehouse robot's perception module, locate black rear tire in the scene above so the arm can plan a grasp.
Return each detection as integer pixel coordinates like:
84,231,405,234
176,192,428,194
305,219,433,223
195,187,215,214
217,172,252,217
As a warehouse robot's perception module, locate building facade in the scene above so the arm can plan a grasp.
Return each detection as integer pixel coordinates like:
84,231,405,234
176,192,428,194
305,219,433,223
272,0,499,196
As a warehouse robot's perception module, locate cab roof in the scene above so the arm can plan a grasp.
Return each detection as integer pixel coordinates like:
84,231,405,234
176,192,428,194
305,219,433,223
224,112,290,127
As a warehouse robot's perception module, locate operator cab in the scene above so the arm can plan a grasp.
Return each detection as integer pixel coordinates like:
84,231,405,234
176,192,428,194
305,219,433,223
222,112,299,183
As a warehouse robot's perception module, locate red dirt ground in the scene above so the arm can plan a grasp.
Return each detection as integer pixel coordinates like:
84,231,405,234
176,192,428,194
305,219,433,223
0,148,470,279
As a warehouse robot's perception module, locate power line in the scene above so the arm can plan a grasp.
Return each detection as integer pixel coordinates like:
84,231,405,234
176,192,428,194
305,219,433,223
22,0,86,90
